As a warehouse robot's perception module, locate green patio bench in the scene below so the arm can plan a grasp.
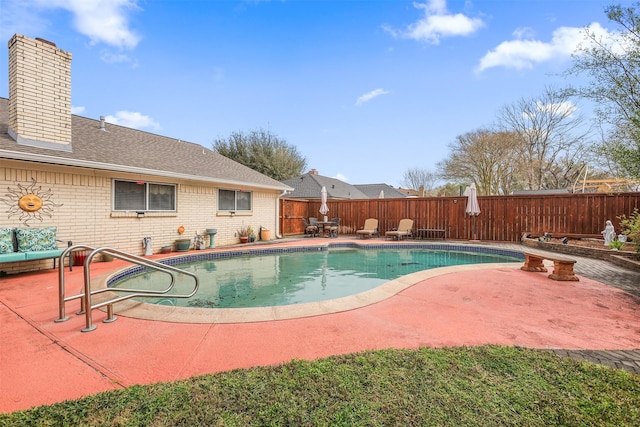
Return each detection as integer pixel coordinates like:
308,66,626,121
0,226,71,269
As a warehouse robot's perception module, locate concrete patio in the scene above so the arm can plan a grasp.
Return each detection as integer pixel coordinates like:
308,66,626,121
1,237,639,413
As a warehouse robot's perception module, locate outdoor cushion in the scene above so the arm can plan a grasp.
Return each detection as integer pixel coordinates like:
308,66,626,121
0,252,25,262
16,227,58,252
24,249,64,260
356,219,379,238
0,227,14,254
385,219,414,239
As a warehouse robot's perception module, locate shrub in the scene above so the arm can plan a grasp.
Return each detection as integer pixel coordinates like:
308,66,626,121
609,239,624,250
618,208,640,253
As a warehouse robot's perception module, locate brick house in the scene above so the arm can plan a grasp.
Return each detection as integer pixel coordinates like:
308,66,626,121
0,34,292,274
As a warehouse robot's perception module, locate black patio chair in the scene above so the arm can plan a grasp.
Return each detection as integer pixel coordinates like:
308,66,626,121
302,218,319,237
328,218,340,237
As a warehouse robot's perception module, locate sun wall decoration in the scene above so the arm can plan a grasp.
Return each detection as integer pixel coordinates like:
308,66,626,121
1,178,63,226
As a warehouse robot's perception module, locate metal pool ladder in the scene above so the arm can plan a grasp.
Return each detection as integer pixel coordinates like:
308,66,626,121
56,244,199,332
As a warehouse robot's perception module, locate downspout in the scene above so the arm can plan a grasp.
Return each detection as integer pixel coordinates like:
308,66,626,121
276,189,290,239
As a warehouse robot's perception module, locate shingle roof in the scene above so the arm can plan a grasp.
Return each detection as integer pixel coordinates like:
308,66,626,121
282,173,369,199
0,97,291,191
354,183,408,199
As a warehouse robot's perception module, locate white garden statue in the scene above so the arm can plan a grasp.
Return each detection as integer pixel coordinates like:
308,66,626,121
601,220,616,246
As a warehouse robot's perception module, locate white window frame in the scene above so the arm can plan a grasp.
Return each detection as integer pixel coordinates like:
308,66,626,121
218,189,252,212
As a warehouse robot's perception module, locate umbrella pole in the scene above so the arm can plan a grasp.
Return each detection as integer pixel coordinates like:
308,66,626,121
473,216,478,240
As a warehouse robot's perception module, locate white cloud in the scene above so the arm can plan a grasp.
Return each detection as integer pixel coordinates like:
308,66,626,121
0,0,49,41
100,51,134,64
31,0,142,49
535,101,576,117
476,22,614,72
71,106,86,115
105,111,161,130
334,173,348,182
356,88,390,106
384,0,484,44
512,27,536,40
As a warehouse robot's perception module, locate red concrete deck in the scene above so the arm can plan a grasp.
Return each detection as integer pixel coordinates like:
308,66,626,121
2,239,640,413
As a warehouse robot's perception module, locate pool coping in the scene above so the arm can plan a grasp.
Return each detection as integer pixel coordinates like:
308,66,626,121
95,242,525,324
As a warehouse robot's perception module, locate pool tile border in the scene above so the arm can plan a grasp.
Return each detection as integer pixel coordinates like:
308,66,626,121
107,242,524,286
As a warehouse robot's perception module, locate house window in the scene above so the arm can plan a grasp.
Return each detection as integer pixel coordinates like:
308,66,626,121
218,189,252,211
113,180,176,211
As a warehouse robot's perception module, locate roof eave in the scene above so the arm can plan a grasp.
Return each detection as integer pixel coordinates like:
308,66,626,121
0,149,293,192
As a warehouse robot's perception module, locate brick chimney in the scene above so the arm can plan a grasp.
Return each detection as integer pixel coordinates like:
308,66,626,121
309,169,319,175
8,34,72,151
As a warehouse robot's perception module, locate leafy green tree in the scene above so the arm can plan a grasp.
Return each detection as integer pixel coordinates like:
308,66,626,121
567,3,640,178
213,129,307,181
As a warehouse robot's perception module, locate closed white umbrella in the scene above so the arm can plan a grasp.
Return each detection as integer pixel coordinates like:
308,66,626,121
319,186,329,221
465,183,481,240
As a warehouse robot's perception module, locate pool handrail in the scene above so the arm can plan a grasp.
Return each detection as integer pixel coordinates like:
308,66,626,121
81,246,199,332
55,244,199,332
56,244,97,322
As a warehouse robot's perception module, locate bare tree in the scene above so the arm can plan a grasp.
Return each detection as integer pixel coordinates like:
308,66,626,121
437,129,521,195
497,86,594,190
400,168,439,196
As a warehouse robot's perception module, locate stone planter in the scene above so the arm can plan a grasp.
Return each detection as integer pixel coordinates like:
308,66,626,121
175,239,191,252
521,236,640,272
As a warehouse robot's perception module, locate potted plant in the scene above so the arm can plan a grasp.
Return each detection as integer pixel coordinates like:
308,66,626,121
237,226,249,243
247,225,256,243
193,231,206,250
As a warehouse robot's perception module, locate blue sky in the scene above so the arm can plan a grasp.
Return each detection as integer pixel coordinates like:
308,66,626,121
0,0,629,187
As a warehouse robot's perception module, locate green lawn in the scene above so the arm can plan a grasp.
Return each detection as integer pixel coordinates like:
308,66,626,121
2,346,638,426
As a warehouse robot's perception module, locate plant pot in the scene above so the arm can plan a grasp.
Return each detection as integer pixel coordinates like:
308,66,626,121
261,229,271,241
175,239,191,252
249,235,256,243
160,246,172,254
72,250,89,266
239,236,249,244
102,253,114,262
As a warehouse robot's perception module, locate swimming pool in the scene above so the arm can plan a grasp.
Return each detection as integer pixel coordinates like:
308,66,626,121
108,243,523,311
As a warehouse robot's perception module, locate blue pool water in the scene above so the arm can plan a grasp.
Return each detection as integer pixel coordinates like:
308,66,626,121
109,245,522,309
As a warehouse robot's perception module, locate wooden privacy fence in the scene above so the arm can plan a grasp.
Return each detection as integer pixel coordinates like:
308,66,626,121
279,192,640,242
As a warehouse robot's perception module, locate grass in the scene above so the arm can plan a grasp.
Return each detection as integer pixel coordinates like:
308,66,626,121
1,345,638,426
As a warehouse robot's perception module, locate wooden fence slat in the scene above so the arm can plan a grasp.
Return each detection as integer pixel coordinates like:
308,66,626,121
280,193,640,242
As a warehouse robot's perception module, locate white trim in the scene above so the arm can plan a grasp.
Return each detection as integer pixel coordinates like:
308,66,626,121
0,149,293,192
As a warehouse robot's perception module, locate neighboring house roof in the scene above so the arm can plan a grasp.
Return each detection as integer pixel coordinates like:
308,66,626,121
0,98,291,192
282,172,369,199
354,183,408,199
398,187,420,197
